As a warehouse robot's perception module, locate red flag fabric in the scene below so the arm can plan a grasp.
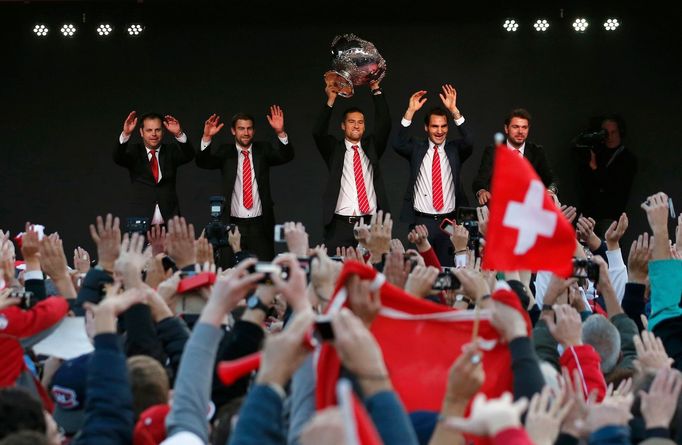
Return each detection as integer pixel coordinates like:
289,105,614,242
483,145,575,277
316,261,513,414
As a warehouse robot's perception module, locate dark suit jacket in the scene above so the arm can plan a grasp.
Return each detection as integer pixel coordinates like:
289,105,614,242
391,121,473,224
195,139,294,228
113,139,195,220
312,93,391,226
472,142,557,194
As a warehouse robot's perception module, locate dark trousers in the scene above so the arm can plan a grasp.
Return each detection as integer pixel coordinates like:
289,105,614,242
324,215,367,254
411,211,456,267
229,215,274,262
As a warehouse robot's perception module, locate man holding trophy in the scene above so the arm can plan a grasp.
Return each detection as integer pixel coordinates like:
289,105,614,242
312,34,392,252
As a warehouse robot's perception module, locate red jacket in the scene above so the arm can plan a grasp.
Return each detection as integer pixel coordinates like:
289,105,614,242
0,297,70,387
559,344,607,402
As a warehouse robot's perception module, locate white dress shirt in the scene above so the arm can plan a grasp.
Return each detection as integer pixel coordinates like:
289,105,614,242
401,116,465,214
200,135,288,218
507,139,526,156
118,131,188,224
335,140,377,216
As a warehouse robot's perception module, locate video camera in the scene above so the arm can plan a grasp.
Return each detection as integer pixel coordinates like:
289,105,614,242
204,196,235,248
455,207,482,253
573,128,607,149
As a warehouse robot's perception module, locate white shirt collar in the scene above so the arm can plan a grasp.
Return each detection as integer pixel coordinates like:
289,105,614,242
344,139,362,151
506,139,526,154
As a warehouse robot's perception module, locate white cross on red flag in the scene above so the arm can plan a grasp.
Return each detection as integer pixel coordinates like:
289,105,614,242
482,145,575,277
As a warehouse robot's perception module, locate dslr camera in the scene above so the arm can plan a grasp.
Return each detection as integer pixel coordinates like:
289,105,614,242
204,196,236,248
431,268,461,291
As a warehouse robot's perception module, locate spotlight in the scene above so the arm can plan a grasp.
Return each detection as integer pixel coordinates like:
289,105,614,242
503,19,519,32
572,18,589,32
533,19,550,32
60,23,77,37
33,24,49,37
96,23,113,36
603,18,620,31
127,24,144,36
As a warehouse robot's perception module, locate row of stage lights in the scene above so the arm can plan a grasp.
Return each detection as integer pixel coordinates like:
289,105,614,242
503,17,620,32
32,23,144,38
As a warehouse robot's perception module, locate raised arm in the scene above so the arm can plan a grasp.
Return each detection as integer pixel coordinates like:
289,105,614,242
312,85,338,162
196,113,228,169
391,90,427,158
113,110,138,167
370,80,391,159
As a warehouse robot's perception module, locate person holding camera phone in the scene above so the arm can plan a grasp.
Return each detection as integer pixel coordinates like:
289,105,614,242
472,108,557,206
392,85,474,266
312,79,391,252
197,106,294,262
115,111,195,226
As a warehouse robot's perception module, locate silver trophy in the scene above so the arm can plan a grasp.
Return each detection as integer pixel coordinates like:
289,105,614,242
323,33,387,98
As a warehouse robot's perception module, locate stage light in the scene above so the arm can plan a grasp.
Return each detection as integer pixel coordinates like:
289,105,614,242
604,18,620,31
60,23,77,37
33,24,49,37
127,24,143,36
503,19,519,32
533,19,550,32
96,23,113,36
572,18,589,32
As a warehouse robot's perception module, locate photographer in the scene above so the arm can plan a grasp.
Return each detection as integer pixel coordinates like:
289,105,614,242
575,114,638,223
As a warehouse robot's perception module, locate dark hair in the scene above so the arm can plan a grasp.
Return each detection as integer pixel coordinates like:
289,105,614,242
601,114,627,138
423,107,449,126
138,112,164,129
504,108,532,126
0,388,46,439
231,113,255,129
0,431,48,445
342,107,364,121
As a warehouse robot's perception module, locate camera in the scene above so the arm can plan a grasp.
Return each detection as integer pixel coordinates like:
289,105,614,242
274,224,285,243
125,217,150,236
572,258,600,283
13,290,35,310
432,268,461,291
573,128,607,149
204,196,231,248
455,207,482,253
248,262,290,285
313,315,335,341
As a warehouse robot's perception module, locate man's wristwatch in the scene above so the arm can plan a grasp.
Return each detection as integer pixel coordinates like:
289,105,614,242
247,295,271,313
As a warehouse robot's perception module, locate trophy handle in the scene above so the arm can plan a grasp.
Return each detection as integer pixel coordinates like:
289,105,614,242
324,70,354,98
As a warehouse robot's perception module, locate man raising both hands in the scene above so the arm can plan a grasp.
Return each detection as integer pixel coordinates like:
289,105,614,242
197,106,294,261
114,111,195,226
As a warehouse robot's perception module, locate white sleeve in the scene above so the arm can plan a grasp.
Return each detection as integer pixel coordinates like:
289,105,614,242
175,133,188,143
401,118,412,127
119,132,130,144
606,248,627,304
200,139,211,151
533,271,552,307
278,135,289,145
453,116,465,126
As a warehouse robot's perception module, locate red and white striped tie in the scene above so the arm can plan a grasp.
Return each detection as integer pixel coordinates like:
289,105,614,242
242,150,253,209
432,145,444,211
352,145,370,214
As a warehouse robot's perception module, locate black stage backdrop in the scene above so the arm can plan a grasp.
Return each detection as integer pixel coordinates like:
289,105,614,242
1,2,680,255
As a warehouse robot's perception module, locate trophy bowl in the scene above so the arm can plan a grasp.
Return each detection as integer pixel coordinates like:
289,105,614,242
323,33,387,98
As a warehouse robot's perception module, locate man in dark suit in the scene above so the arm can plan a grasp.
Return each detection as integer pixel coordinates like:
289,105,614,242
312,80,391,252
472,108,558,206
392,85,474,266
114,111,195,225
197,106,294,261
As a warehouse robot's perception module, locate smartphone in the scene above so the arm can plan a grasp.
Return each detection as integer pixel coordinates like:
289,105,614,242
439,218,456,235
12,290,35,310
314,316,335,341
274,224,285,243
432,270,461,290
248,262,289,285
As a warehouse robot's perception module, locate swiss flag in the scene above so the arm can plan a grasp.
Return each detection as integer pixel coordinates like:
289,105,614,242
482,145,575,277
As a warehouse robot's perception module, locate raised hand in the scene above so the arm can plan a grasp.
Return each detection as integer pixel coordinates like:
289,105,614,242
407,224,431,252
165,216,196,269
271,253,311,313
89,214,121,272
545,304,583,347
83,281,148,334
439,84,460,117
21,222,41,268
122,111,138,136
200,258,262,325
202,113,224,141
450,224,469,253
576,216,599,249
266,105,285,136
283,222,309,257
146,225,166,256
228,226,241,253
477,206,490,236
404,90,427,121
73,246,91,274
443,392,527,437
560,205,578,225
163,114,183,137
404,265,439,298
627,233,652,284
525,385,573,445
114,232,151,289
39,233,69,281
641,192,671,260
364,211,392,259
633,330,674,374
324,84,339,107
346,275,381,327
605,212,629,250
638,368,682,430
194,233,214,266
